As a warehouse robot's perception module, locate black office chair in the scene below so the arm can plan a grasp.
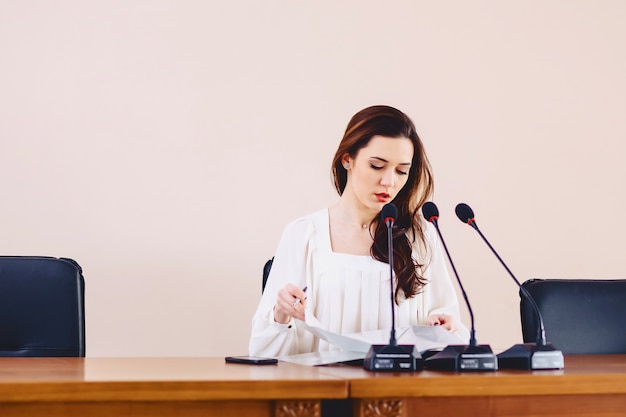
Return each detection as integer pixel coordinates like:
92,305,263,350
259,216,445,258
520,278,626,354
262,257,273,293
0,256,86,357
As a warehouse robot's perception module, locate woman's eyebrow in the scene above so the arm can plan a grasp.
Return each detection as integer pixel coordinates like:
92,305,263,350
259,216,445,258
370,156,411,166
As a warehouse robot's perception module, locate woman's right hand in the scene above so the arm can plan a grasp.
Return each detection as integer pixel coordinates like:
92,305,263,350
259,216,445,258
273,283,307,324
427,313,457,332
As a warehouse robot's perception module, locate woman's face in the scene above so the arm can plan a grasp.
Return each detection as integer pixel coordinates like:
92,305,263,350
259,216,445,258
343,135,414,213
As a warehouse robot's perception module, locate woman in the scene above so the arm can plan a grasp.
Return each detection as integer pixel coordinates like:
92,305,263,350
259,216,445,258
249,105,469,357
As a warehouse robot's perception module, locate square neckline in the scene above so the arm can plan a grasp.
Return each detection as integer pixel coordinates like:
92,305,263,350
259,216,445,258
320,208,381,261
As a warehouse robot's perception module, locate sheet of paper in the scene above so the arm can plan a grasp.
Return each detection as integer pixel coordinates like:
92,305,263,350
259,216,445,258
300,315,371,353
281,315,465,366
342,325,463,352
279,350,366,366
301,314,464,354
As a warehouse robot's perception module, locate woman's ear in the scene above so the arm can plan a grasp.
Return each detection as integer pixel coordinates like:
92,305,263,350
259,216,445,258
341,154,352,170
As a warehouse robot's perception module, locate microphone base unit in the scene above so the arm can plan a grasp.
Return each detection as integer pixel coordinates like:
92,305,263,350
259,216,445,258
497,343,564,370
424,344,498,372
363,344,423,372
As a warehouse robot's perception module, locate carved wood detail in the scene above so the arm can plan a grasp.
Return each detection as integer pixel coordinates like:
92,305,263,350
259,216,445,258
275,400,321,417
361,398,404,417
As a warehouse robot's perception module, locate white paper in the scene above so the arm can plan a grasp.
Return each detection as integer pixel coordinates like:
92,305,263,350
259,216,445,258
281,315,465,366
279,350,367,366
344,325,464,352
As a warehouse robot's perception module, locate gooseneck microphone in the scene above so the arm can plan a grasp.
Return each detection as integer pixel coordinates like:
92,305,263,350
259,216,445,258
363,203,422,372
455,203,564,370
455,203,547,344
422,202,477,347
421,202,497,372
382,203,398,347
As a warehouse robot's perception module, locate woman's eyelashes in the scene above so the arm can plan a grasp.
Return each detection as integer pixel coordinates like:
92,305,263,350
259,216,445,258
369,163,408,176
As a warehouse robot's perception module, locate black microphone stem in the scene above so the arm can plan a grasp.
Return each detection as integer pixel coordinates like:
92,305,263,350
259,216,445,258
431,219,477,347
387,219,397,346
469,222,547,346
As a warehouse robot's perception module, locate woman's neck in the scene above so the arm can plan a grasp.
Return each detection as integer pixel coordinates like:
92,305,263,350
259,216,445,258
330,198,377,229
328,199,376,255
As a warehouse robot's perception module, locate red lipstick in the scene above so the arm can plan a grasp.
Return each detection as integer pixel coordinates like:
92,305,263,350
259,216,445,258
375,193,390,203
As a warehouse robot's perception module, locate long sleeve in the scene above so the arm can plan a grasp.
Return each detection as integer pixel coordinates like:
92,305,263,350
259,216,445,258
248,215,317,357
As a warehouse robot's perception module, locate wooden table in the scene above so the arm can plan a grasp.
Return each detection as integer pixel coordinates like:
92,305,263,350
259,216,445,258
1,355,625,417
319,354,626,417
0,357,346,417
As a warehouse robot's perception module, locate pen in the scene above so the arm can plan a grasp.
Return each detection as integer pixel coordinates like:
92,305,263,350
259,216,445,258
293,286,308,306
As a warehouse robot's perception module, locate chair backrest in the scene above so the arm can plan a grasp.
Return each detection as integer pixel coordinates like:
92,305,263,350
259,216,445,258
520,278,626,354
262,257,273,293
0,256,86,357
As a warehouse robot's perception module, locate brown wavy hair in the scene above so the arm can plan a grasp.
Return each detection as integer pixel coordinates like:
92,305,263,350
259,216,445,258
331,105,434,303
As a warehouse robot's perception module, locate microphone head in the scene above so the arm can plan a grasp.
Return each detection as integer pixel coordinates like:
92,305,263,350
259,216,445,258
421,201,439,223
455,203,475,224
380,203,398,224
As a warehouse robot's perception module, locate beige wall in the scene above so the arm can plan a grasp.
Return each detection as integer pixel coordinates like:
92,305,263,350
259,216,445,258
1,1,625,357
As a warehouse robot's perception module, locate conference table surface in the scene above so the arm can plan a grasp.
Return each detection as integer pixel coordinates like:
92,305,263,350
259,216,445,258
0,355,625,417
326,354,626,417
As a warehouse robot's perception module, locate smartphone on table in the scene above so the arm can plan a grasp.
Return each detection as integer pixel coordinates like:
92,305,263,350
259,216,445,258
225,356,278,365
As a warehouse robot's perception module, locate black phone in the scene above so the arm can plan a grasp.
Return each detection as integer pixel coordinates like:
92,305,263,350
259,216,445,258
224,356,278,365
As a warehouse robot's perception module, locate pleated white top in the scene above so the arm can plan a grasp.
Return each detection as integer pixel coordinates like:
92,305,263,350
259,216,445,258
249,209,469,357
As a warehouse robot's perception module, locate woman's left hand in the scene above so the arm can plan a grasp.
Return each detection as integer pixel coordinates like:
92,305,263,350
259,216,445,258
427,314,457,332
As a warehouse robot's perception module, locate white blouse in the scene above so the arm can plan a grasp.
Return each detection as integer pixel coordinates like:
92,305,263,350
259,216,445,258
249,209,470,358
